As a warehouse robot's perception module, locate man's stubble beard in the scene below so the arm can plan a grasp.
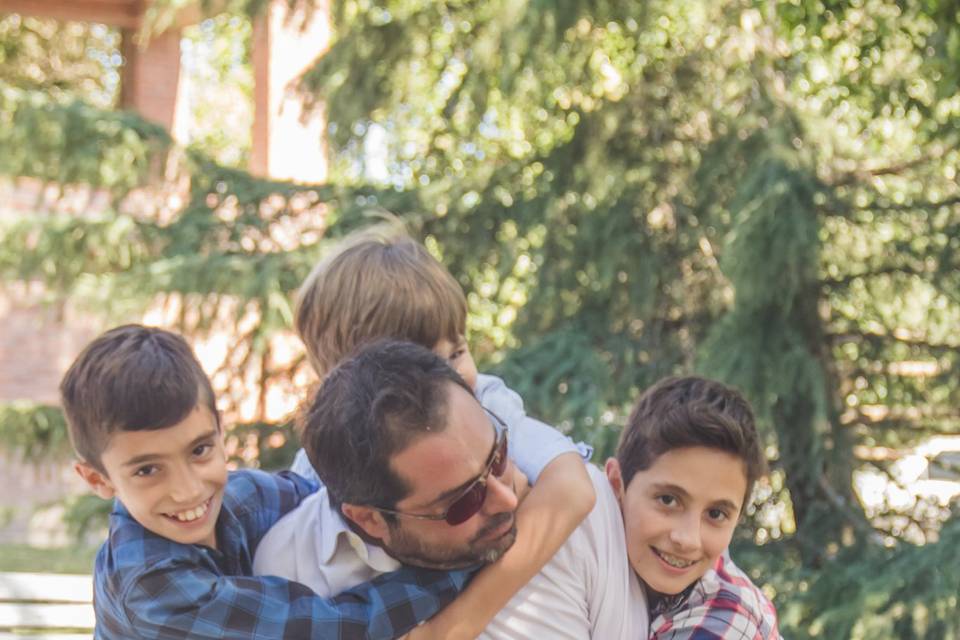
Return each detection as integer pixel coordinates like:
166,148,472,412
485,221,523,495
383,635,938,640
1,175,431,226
383,511,518,570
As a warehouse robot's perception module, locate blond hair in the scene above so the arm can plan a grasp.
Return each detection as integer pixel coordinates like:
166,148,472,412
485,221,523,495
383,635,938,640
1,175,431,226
295,222,467,379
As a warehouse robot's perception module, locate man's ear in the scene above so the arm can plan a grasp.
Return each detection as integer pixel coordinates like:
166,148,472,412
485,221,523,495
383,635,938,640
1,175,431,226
340,503,391,541
75,461,116,500
605,458,625,501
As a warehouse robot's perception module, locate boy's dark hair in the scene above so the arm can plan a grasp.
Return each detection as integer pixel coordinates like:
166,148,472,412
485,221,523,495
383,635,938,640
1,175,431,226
616,376,767,507
301,339,473,516
60,324,219,474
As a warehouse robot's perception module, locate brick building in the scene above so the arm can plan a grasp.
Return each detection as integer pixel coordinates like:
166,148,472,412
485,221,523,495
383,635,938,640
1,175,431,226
0,0,330,544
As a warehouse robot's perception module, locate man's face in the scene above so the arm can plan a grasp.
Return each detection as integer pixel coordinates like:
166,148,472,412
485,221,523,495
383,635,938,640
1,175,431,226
76,405,228,549
606,446,747,596
377,382,519,569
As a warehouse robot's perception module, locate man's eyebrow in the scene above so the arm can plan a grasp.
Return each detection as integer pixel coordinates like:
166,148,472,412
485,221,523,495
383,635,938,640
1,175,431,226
427,473,481,508
421,432,498,508
121,429,217,468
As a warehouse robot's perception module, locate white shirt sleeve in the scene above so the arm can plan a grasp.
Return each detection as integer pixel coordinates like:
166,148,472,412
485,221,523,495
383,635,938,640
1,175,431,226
476,373,592,483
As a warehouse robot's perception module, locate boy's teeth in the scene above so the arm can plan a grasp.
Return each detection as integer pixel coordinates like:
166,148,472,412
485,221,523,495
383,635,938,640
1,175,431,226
172,501,208,522
655,549,695,568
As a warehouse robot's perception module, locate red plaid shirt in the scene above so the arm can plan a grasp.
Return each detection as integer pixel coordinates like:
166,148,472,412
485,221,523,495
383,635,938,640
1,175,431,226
650,553,781,639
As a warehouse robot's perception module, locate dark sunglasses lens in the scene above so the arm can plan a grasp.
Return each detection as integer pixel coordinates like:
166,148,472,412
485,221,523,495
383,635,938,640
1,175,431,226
492,437,508,476
445,483,486,525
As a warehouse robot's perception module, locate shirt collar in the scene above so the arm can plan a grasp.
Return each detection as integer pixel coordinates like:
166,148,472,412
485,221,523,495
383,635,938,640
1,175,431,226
313,487,400,573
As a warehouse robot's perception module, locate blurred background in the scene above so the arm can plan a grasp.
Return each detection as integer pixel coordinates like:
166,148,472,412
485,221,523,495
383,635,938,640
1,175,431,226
1,1,959,637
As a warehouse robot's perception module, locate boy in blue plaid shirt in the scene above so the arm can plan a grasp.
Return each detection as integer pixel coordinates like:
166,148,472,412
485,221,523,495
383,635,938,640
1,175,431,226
62,324,470,639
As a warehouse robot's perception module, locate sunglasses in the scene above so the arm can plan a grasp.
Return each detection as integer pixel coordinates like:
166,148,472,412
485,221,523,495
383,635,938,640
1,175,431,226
374,412,509,526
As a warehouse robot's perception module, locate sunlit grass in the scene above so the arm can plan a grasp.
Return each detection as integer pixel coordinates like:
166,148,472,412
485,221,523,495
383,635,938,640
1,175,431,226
0,543,98,574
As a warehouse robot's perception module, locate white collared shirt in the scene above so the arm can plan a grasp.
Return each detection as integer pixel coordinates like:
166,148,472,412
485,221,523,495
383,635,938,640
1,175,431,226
252,484,401,595
254,465,649,639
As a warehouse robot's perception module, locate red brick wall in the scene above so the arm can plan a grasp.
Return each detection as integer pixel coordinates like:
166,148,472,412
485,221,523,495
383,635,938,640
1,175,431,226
0,180,110,546
0,179,108,404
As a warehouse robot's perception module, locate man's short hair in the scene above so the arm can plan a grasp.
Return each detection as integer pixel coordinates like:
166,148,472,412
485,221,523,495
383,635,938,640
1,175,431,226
616,376,767,506
60,324,219,474
301,339,473,514
294,223,468,380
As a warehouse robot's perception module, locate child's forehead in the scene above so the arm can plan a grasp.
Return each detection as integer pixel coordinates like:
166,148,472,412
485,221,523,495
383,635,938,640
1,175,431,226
632,446,748,503
102,405,219,464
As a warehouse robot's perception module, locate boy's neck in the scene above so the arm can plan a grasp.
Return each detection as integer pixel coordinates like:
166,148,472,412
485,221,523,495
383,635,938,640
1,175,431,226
646,582,696,618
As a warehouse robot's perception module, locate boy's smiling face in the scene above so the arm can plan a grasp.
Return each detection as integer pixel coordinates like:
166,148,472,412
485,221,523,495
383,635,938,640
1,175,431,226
76,405,227,549
606,446,747,596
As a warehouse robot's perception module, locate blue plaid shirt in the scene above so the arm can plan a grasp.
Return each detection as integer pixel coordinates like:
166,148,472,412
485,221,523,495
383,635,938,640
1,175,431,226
93,469,471,639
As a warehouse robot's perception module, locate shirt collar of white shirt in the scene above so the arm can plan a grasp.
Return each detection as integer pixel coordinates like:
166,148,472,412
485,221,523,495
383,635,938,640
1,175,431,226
314,485,402,574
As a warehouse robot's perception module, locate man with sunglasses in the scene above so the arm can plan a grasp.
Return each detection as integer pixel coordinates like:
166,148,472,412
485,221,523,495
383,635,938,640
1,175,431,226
254,340,648,638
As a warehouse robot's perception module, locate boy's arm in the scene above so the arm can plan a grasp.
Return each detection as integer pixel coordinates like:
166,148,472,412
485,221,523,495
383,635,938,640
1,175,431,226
119,562,472,640
407,450,594,640
476,374,592,482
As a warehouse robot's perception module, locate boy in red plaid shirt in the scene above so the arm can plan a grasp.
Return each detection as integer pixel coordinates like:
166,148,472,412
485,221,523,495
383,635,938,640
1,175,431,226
605,376,782,639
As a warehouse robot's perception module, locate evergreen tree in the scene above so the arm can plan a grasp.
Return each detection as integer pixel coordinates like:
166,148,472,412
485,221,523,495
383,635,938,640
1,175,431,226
2,1,960,636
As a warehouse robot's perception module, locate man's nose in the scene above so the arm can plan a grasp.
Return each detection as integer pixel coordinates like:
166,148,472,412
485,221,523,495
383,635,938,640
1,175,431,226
482,471,519,515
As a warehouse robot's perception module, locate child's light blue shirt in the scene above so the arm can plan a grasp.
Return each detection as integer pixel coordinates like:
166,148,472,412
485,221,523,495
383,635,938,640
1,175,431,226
290,373,592,484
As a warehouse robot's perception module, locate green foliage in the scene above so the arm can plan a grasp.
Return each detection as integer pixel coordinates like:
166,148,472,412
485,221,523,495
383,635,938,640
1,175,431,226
181,14,255,166
751,513,960,640
62,494,113,542
0,83,170,195
0,403,72,461
3,1,960,636
0,14,121,106
228,420,300,471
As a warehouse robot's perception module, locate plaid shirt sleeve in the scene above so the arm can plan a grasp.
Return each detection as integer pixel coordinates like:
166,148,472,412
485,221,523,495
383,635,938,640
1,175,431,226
650,555,781,640
119,561,472,640
95,470,473,639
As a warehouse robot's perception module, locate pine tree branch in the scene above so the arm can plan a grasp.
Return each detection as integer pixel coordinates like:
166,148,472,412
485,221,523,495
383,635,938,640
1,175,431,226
853,194,960,213
816,474,887,545
826,145,956,187
842,408,960,428
822,264,933,288
828,329,960,355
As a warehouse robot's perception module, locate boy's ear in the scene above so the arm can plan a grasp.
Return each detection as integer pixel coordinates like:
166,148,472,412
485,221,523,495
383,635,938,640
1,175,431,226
605,458,625,501
340,503,390,541
75,461,116,500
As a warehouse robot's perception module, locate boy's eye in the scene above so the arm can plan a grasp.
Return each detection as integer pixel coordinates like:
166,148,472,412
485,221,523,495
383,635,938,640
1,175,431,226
133,465,158,478
449,349,465,361
656,494,677,508
192,443,213,457
707,507,730,523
